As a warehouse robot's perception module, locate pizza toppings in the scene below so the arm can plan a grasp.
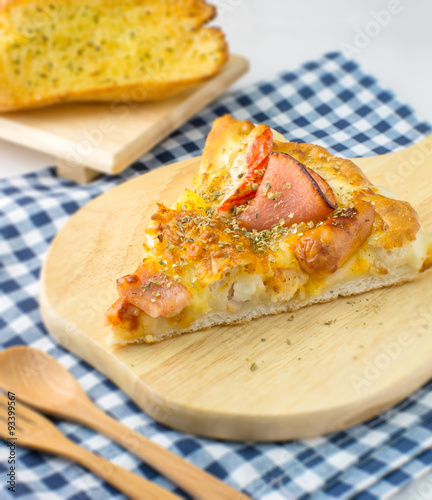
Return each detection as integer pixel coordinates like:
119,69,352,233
105,298,141,329
237,152,337,231
116,271,192,318
216,124,273,214
294,200,376,278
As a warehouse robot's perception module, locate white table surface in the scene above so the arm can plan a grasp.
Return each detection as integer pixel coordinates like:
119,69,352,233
1,1,432,497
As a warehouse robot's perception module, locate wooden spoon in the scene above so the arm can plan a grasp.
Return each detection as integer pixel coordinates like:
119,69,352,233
0,394,180,500
0,346,249,500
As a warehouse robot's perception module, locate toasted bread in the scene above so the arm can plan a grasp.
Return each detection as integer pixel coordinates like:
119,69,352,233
0,0,228,111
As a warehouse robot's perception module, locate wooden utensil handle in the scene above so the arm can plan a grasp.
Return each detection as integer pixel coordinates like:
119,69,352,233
62,439,180,500
82,405,250,500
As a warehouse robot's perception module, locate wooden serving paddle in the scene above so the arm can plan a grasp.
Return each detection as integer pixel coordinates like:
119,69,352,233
40,135,432,441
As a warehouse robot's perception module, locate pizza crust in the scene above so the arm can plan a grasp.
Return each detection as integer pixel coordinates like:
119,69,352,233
107,265,422,346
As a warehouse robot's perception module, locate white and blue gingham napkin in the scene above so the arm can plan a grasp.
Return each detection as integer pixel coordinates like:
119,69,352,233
1,52,432,500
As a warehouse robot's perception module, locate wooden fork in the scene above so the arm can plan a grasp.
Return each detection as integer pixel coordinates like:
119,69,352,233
0,394,180,500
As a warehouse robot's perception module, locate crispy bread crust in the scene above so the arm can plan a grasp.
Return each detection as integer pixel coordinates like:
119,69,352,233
0,0,217,20
194,114,255,192
0,54,228,113
359,192,420,249
273,140,371,188
0,1,227,111
201,115,255,170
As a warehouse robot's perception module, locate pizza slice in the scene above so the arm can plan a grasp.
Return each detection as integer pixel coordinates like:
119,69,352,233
106,114,432,345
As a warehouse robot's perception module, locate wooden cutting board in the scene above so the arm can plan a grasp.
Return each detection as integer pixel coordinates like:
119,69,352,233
0,55,248,183
40,136,432,441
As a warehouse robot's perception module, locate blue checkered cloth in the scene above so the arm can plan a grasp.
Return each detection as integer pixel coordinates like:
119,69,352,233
1,52,432,500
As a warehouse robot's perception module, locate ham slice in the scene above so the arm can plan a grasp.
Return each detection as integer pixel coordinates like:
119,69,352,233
116,271,192,318
237,152,337,231
216,125,273,214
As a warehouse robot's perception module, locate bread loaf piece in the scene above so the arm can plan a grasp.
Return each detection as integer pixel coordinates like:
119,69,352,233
0,0,228,111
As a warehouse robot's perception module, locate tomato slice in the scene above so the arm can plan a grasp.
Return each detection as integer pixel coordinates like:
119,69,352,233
216,124,273,214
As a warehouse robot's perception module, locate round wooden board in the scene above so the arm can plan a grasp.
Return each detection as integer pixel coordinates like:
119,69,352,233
40,146,432,441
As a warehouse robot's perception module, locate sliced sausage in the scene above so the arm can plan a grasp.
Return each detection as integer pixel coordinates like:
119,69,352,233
217,124,273,214
294,200,376,278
